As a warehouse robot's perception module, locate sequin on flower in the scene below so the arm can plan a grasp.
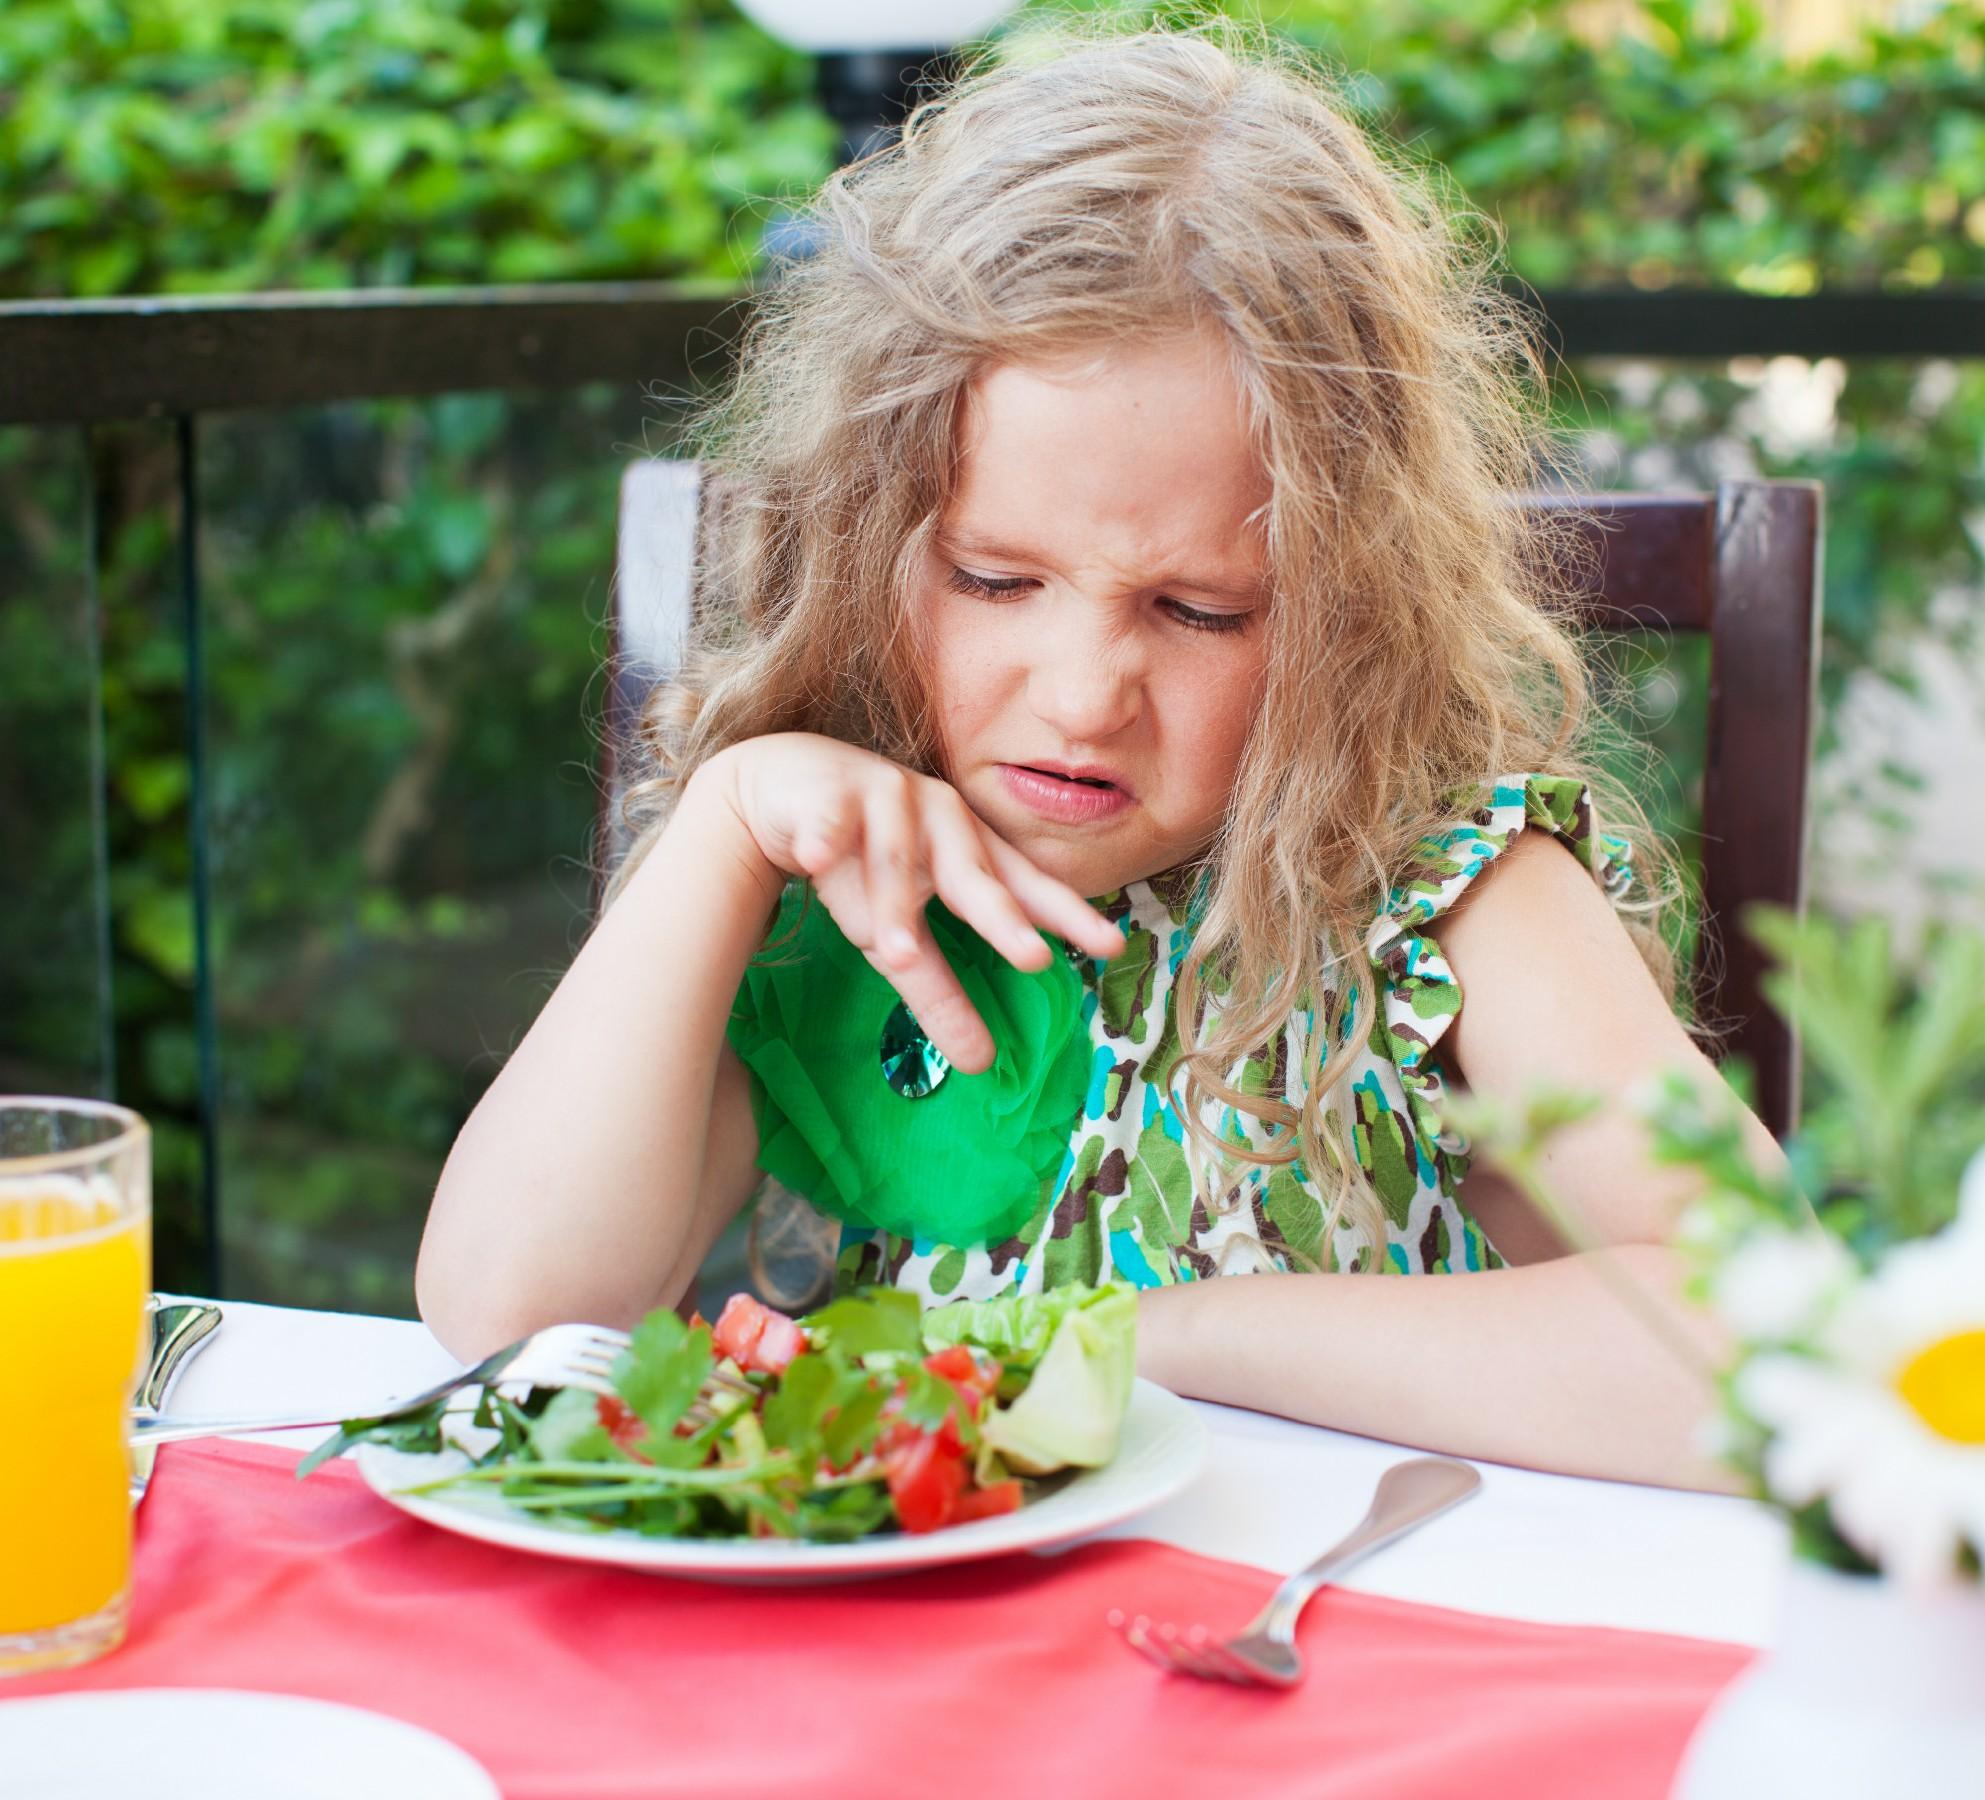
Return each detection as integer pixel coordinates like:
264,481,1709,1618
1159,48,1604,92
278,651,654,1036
879,1000,949,1099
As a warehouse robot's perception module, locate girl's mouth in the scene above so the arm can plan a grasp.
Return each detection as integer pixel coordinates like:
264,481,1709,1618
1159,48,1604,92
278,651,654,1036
997,763,1135,824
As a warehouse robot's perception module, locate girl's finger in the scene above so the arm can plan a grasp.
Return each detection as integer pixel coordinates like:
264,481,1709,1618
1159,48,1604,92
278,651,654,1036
983,833,1128,960
924,803,1052,972
789,788,858,877
816,866,996,1073
861,773,933,972
866,939,997,1076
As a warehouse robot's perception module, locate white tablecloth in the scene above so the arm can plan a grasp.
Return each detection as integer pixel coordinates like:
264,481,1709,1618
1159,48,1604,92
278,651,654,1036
160,1296,1786,1647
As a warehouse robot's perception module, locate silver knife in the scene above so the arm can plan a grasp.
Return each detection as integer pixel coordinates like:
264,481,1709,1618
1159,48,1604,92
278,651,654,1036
130,1298,223,1505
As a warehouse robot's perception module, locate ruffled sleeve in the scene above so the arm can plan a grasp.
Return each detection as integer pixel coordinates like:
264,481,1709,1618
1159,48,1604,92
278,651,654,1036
1363,775,1637,1163
725,886,1092,1248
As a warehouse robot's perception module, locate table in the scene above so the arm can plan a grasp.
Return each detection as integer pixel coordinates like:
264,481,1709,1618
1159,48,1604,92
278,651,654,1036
162,1294,1786,1646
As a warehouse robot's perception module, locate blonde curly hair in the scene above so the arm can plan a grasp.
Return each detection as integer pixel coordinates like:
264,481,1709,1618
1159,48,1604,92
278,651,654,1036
607,20,1678,1301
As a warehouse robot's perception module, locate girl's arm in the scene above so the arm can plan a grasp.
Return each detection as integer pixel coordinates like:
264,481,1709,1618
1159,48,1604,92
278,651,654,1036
417,734,1124,1360
1135,830,1781,1492
415,762,781,1358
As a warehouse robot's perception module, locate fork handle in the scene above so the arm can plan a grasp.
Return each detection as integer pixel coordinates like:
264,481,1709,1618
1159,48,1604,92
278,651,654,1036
129,1411,364,1445
1249,1455,1482,1641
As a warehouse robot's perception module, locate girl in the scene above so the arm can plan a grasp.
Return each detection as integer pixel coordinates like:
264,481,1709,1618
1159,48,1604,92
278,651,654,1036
417,26,1781,1490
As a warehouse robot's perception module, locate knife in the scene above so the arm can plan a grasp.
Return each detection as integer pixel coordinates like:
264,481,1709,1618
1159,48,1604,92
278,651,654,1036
130,1298,223,1505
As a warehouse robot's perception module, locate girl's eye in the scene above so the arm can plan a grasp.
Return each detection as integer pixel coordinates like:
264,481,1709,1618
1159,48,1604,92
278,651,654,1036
1161,599,1250,635
946,567,1031,599
945,566,1250,635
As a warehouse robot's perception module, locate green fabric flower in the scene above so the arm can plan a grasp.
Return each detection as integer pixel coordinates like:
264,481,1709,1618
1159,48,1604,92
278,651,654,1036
726,886,1091,1247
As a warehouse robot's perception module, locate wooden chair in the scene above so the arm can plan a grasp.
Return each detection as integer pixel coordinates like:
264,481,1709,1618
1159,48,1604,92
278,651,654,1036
604,465,1823,1139
1546,482,1824,1141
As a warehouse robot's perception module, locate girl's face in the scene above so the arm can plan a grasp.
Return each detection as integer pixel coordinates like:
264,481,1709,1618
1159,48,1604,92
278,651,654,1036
919,329,1272,902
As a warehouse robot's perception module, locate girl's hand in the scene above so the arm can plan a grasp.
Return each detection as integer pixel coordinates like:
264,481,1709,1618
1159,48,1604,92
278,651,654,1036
707,733,1125,1073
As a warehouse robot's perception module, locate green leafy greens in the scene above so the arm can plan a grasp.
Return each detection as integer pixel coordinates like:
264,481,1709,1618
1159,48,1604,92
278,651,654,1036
301,1282,1139,1544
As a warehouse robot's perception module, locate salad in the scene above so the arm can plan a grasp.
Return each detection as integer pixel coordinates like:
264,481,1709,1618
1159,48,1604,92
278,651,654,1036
300,1282,1137,1543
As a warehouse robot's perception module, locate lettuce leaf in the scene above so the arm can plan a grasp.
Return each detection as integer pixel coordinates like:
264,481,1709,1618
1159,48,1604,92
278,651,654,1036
924,1283,1137,1475
919,1281,1130,1368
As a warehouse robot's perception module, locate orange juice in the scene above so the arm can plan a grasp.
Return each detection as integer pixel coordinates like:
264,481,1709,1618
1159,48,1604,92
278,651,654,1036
0,1180,149,1654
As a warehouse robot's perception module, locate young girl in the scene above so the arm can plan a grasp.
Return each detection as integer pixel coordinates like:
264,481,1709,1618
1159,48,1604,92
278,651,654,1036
418,26,1781,1490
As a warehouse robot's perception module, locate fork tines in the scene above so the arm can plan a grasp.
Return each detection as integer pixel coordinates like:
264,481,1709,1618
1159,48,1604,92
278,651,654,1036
1106,1609,1265,1686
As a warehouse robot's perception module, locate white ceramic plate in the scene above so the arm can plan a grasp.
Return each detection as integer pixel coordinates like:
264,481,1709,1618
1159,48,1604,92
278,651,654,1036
355,1376,1207,1584
0,1689,498,1800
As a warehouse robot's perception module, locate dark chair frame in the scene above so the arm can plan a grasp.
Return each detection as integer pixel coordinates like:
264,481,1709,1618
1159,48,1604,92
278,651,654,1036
603,473,1823,1140
1544,481,1824,1140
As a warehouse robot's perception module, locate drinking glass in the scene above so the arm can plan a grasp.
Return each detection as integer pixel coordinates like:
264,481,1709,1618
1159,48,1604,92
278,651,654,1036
0,1097,151,1675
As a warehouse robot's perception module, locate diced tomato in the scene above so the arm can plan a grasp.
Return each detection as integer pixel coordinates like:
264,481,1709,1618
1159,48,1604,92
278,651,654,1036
595,1395,651,1461
882,1428,968,1534
713,1293,807,1375
921,1344,1002,1415
950,1479,1024,1524
880,1397,966,1458
753,1310,807,1375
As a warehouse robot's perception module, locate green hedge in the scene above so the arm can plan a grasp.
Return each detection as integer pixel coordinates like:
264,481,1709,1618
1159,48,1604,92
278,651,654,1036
4,0,1980,298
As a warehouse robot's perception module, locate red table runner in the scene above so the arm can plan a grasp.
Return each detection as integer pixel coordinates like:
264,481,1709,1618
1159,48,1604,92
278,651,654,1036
6,1440,1751,1797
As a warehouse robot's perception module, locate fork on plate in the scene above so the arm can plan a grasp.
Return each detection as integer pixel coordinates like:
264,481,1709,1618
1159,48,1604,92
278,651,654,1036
1110,1454,1482,1689
128,1320,632,1447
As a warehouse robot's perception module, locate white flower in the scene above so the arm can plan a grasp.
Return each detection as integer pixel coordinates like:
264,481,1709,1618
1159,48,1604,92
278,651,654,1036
1708,1225,1855,1344
1731,1159,1985,1585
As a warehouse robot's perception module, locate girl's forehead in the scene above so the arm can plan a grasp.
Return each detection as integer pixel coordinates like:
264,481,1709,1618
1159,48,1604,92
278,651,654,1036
960,330,1248,439
948,334,1270,569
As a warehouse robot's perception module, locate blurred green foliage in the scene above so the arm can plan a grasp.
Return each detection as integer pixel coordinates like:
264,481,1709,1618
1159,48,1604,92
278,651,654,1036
0,0,831,294
1,0,1979,1309
1099,0,1985,292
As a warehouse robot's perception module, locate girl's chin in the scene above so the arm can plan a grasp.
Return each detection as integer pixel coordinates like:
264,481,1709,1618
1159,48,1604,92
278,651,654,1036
1008,835,1165,904
962,785,1174,900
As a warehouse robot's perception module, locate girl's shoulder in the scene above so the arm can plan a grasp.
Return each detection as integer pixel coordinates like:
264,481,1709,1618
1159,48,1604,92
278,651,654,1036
1371,772,1635,956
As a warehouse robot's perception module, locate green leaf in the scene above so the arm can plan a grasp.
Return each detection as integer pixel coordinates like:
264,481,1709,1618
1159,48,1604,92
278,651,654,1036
122,887,195,982
760,1349,835,1453
818,1377,888,1469
894,1364,959,1435
295,1396,450,1478
526,1386,613,1463
800,1288,922,1360
612,1310,713,1438
421,492,491,579
791,1481,895,1543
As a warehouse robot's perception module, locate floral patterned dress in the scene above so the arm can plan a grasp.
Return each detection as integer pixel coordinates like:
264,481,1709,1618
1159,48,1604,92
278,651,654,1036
729,775,1633,1305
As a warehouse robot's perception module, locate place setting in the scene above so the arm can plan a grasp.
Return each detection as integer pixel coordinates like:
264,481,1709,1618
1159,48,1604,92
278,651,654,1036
0,1091,1707,1799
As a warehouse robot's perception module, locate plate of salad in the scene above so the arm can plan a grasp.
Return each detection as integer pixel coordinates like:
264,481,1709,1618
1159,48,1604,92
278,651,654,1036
310,1282,1206,1582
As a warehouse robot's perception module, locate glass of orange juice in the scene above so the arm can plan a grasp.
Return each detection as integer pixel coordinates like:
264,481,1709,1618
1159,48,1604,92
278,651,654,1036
0,1097,151,1676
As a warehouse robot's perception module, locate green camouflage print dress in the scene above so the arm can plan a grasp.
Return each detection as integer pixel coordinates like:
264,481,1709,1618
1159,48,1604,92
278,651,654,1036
728,774,1632,1307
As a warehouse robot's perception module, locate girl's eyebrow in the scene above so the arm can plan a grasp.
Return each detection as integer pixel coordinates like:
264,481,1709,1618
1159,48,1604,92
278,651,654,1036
940,529,1263,602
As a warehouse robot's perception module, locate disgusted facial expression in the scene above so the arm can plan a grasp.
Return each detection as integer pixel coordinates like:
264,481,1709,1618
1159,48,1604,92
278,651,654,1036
918,329,1273,901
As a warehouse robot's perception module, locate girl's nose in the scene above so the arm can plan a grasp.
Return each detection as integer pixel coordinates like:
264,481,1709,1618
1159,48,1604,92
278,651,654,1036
1025,611,1143,744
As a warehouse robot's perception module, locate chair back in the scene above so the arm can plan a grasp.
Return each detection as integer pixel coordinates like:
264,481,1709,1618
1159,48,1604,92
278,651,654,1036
1544,482,1824,1140
603,466,1823,1139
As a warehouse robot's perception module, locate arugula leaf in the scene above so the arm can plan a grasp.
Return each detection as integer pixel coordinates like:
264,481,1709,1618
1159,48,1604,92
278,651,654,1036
761,1348,902,1477
613,1310,714,1437
294,1396,450,1478
892,1361,980,1454
793,1481,895,1542
819,1377,887,1469
761,1349,836,1453
799,1288,922,1359
527,1387,614,1463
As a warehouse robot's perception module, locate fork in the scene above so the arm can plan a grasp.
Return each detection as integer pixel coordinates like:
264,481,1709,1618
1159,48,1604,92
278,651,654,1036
1110,1455,1482,1688
128,1320,632,1446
